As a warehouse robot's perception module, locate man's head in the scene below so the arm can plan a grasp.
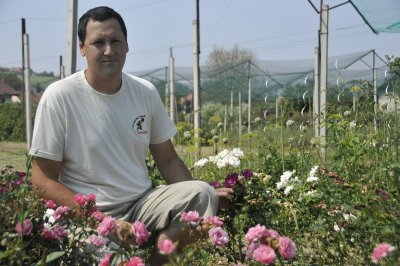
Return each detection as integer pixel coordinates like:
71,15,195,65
78,6,127,43
78,6,129,89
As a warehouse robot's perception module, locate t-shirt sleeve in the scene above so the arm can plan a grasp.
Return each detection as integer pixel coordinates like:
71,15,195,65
149,89,177,144
29,91,65,161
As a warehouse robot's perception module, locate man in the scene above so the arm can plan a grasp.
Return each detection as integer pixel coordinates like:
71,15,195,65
30,6,232,264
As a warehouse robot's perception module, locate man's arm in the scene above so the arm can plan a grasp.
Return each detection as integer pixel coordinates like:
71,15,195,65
31,157,78,210
32,157,134,245
149,139,193,184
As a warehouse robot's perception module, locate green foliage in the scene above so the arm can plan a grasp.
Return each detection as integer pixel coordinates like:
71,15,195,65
2,68,400,264
0,166,102,265
0,68,58,92
203,45,256,103
0,71,24,91
0,103,31,141
151,79,191,100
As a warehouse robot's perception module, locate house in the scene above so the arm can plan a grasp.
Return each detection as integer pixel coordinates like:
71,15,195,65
177,93,193,113
0,79,20,103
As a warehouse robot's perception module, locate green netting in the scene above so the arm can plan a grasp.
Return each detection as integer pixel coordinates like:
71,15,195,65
132,50,389,90
350,0,400,33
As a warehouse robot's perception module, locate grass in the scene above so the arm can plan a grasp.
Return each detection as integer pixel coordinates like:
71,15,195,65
0,141,214,173
0,141,28,171
17,73,59,90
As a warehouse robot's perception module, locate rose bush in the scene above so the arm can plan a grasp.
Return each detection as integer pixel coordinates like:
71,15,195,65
1,97,400,264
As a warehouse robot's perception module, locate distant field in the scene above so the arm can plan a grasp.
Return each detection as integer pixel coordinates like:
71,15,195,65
0,141,214,173
21,74,59,90
0,141,28,171
31,75,59,89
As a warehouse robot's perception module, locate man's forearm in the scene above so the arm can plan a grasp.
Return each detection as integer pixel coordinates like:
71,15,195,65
159,156,193,184
33,175,77,208
31,158,79,212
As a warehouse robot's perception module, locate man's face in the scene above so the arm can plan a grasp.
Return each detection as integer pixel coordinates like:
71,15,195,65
79,18,128,78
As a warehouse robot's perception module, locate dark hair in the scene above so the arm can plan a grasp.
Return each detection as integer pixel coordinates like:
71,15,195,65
78,6,127,43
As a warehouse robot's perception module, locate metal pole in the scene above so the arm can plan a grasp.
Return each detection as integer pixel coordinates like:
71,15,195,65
21,18,26,99
320,4,329,164
248,78,252,133
66,0,77,76
314,47,320,137
275,88,279,121
59,55,65,79
23,34,32,150
373,50,377,132
193,18,201,155
169,48,176,124
165,66,169,110
230,90,233,117
224,104,227,133
238,92,242,140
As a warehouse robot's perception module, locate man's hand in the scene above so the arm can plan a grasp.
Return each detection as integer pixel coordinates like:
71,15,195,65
215,187,234,210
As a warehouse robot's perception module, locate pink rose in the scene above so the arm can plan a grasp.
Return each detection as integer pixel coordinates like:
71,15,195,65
87,193,96,202
158,239,176,255
97,216,118,236
246,242,259,259
73,194,87,207
11,177,24,188
204,215,224,227
43,199,57,209
126,256,145,266
180,211,200,225
245,224,268,243
131,220,150,246
15,219,33,236
252,244,276,264
371,243,396,263
91,210,105,222
16,171,26,177
53,224,68,238
41,224,68,241
89,235,105,247
53,206,71,220
99,253,112,266
265,229,280,238
209,227,230,247
279,236,297,260
131,221,150,246
42,229,59,240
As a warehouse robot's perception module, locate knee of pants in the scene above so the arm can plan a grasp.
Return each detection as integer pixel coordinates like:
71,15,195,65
185,180,218,213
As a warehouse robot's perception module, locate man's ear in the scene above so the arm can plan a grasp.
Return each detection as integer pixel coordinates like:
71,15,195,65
79,42,85,56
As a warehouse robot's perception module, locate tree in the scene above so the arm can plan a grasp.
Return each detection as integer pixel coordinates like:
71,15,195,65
203,45,256,103
388,56,400,87
0,72,24,91
0,103,26,141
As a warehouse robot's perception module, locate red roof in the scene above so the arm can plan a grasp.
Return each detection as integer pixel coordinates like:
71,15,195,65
0,79,19,96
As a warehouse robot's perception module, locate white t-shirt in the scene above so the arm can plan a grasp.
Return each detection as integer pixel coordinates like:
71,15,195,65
30,70,176,210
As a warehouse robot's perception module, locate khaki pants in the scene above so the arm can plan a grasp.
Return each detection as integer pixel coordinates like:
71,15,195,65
109,180,218,242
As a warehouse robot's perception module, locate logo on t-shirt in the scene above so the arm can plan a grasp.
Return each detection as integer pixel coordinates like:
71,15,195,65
132,115,148,134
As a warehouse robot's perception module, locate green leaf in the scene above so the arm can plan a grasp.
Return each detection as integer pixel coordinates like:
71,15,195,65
35,251,65,265
0,249,16,260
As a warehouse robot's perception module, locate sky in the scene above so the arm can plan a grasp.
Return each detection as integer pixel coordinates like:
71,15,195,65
0,0,399,75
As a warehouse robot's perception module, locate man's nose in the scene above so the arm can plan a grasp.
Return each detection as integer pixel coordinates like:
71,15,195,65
104,43,113,55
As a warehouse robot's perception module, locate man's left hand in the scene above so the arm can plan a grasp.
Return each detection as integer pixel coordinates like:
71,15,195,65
215,187,234,210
